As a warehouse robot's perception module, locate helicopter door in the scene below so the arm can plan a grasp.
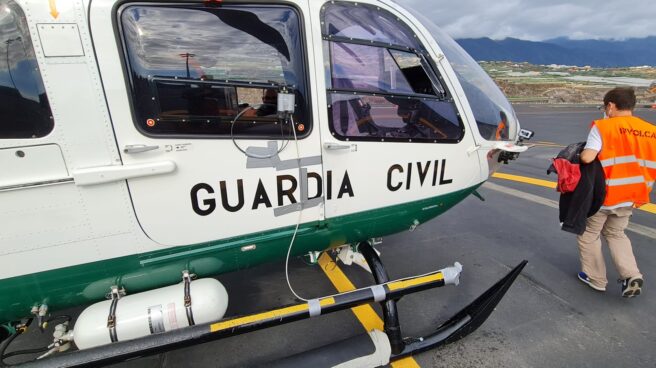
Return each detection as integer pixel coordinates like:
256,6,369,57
311,1,482,223
90,1,322,246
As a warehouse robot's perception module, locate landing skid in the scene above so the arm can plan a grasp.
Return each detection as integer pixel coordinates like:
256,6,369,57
12,245,526,367
359,242,528,360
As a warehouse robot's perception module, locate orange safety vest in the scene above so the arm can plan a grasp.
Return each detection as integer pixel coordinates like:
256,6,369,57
592,116,656,207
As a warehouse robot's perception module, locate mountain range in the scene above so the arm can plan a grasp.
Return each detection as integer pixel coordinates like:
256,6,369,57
456,37,656,67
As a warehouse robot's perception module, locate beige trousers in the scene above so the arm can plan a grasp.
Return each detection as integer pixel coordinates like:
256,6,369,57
576,207,642,289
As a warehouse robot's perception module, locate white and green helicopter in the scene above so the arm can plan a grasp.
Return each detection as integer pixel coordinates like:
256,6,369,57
0,0,533,366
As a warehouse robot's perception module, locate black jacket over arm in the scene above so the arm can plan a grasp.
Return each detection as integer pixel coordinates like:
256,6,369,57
559,159,606,235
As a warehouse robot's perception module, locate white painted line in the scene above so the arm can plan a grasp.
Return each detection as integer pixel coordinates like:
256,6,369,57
483,182,656,240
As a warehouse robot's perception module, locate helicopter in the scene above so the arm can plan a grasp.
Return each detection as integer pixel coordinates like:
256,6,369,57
0,0,534,366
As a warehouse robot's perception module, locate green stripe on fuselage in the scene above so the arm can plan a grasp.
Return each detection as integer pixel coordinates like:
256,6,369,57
0,184,480,324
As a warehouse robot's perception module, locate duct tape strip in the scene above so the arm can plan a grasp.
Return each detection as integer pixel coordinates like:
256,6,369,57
370,285,386,302
308,299,322,317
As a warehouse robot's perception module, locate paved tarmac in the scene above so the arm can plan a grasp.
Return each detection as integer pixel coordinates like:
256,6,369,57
8,106,656,367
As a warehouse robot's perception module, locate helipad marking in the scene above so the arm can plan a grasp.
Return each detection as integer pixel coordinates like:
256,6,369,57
491,172,655,215
532,141,566,148
640,203,656,214
318,253,421,368
491,172,556,189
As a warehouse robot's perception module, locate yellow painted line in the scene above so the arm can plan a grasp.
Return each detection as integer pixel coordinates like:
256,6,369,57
492,172,557,189
492,172,655,215
318,253,420,368
532,143,566,148
387,273,443,291
210,297,335,332
639,203,656,214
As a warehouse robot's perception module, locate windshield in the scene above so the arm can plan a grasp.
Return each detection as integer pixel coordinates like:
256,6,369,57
402,8,519,141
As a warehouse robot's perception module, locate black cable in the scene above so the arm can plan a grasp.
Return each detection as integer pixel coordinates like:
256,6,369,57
2,346,49,359
0,332,19,367
0,316,70,366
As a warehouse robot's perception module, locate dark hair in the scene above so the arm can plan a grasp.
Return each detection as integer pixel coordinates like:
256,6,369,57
603,87,636,110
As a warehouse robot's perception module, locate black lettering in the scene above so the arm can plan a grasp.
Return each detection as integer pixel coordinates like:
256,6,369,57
417,161,430,186
439,159,453,185
337,171,355,198
308,172,323,200
406,162,412,190
277,175,298,206
219,180,245,212
387,164,404,191
432,159,439,186
190,183,216,216
326,170,333,200
252,179,272,210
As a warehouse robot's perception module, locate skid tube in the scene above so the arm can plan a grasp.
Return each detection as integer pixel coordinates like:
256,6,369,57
17,249,526,367
18,257,459,367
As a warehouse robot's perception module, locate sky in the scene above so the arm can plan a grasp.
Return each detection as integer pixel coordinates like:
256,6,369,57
395,0,656,41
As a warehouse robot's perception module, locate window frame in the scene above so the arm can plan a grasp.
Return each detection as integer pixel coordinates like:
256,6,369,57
0,0,54,139
321,2,464,144
114,2,313,140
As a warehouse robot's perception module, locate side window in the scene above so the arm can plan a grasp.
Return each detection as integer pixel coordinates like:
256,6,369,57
322,2,463,143
120,5,309,138
0,0,53,139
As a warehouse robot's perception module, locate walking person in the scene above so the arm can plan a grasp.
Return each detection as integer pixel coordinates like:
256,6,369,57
577,87,656,297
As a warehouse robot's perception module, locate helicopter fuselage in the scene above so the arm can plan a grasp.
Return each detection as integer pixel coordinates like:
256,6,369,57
0,0,521,325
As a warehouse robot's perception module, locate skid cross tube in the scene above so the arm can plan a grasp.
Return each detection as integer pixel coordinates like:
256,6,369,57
358,242,404,355
19,261,457,368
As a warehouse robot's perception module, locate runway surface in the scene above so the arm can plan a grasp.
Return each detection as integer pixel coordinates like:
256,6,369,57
9,106,656,367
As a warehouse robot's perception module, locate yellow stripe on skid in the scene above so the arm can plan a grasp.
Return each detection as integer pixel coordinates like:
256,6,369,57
387,273,443,291
210,304,309,332
320,297,336,306
492,172,557,189
318,252,421,368
210,297,335,333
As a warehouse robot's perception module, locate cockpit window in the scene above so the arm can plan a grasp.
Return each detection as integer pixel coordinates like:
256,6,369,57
405,10,518,141
330,42,432,96
0,0,53,139
120,4,309,138
322,2,422,50
321,2,463,143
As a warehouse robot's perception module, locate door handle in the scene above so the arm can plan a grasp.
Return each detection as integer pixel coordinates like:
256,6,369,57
124,144,159,154
323,142,357,152
73,161,176,186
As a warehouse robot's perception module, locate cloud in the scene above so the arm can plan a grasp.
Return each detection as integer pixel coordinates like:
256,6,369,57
394,0,656,41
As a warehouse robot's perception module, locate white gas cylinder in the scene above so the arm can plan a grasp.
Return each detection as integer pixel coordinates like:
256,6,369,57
73,278,228,349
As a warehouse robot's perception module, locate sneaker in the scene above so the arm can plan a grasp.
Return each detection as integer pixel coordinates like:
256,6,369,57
578,272,606,291
620,276,643,298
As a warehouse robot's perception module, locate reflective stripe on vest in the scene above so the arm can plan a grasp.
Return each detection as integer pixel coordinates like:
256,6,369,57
599,155,656,170
606,175,646,186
